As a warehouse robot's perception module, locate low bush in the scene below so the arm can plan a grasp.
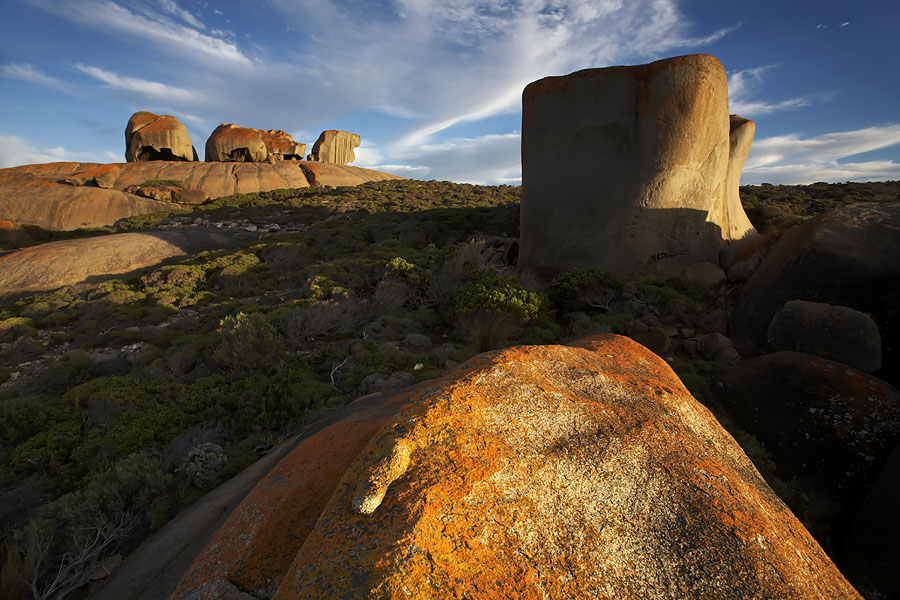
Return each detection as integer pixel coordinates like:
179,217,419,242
214,312,284,372
547,267,624,312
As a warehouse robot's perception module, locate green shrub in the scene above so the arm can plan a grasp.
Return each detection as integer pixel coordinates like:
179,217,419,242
455,270,545,321
0,317,35,342
214,312,284,371
547,267,624,312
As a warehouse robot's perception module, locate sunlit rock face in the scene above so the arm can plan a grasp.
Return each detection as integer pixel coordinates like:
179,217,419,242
205,123,306,163
173,335,861,600
125,111,197,162
306,129,361,165
519,54,755,281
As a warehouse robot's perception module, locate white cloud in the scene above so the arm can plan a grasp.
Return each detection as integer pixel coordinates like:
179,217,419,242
728,64,822,116
0,134,114,168
26,0,251,68
157,0,205,30
0,63,76,94
75,64,202,104
742,125,900,184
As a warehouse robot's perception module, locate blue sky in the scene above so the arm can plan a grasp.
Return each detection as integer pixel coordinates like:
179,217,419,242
1,0,898,185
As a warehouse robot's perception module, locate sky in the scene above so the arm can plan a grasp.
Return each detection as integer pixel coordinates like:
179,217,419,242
1,0,898,186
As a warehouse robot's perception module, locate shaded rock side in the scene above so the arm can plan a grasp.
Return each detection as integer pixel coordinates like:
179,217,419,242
174,335,860,600
716,351,900,551
519,54,754,281
307,130,361,165
725,115,757,238
0,231,246,296
205,123,305,162
767,299,882,372
843,443,900,599
125,111,196,162
730,201,900,386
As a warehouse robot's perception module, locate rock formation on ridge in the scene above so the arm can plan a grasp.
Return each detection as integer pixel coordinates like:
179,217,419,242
307,129,361,165
173,335,861,599
726,115,757,234
518,54,755,281
205,123,306,163
125,111,197,162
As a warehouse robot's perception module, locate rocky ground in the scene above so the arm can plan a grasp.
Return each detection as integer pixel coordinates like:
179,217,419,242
0,179,898,599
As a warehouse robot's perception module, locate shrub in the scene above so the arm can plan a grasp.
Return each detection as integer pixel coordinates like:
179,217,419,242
547,267,624,312
454,269,546,350
426,240,486,313
0,317,35,342
276,298,362,346
177,443,227,490
214,312,284,372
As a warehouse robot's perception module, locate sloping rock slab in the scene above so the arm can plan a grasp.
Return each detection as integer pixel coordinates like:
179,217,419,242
174,335,859,600
298,162,403,187
0,231,247,296
1,162,403,231
0,162,179,231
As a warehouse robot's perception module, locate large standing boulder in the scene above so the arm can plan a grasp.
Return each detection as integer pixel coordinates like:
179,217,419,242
519,54,755,281
259,129,306,160
730,201,900,386
173,335,860,600
125,111,197,162
716,351,900,552
306,130,361,165
205,123,268,162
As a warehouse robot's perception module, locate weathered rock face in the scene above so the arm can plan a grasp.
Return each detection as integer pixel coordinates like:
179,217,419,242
767,300,882,372
726,115,756,236
174,335,860,600
730,201,900,386
0,161,402,231
205,124,307,163
205,123,268,162
0,231,246,296
125,111,196,162
519,54,755,281
307,129,361,165
716,351,900,551
259,129,306,160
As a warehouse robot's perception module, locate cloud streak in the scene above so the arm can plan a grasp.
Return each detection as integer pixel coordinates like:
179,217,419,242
75,63,203,104
727,64,823,116
0,63,77,95
743,125,900,184
0,133,116,168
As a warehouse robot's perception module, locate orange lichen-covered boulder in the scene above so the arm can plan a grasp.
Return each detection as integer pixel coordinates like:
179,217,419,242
307,129,361,165
173,335,860,600
125,111,196,162
205,124,306,162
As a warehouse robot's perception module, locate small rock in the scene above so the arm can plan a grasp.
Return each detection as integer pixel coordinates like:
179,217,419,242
402,333,433,351
698,332,732,360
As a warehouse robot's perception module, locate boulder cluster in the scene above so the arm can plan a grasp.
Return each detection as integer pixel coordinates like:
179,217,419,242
124,111,360,166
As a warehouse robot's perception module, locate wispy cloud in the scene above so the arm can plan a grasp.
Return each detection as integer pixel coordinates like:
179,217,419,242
75,63,202,104
157,0,205,30
0,133,115,168
25,0,251,68
728,64,824,116
742,125,900,184
0,63,77,95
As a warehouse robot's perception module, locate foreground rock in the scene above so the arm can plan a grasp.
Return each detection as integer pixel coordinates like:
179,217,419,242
125,111,196,162
205,124,306,162
0,231,246,296
730,201,900,386
307,130,361,165
0,161,403,231
174,335,859,599
519,54,755,281
717,351,900,552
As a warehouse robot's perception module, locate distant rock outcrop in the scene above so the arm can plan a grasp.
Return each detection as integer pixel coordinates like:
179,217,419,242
307,129,361,165
0,161,403,231
205,123,306,163
125,111,197,162
519,54,755,281
173,335,860,599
